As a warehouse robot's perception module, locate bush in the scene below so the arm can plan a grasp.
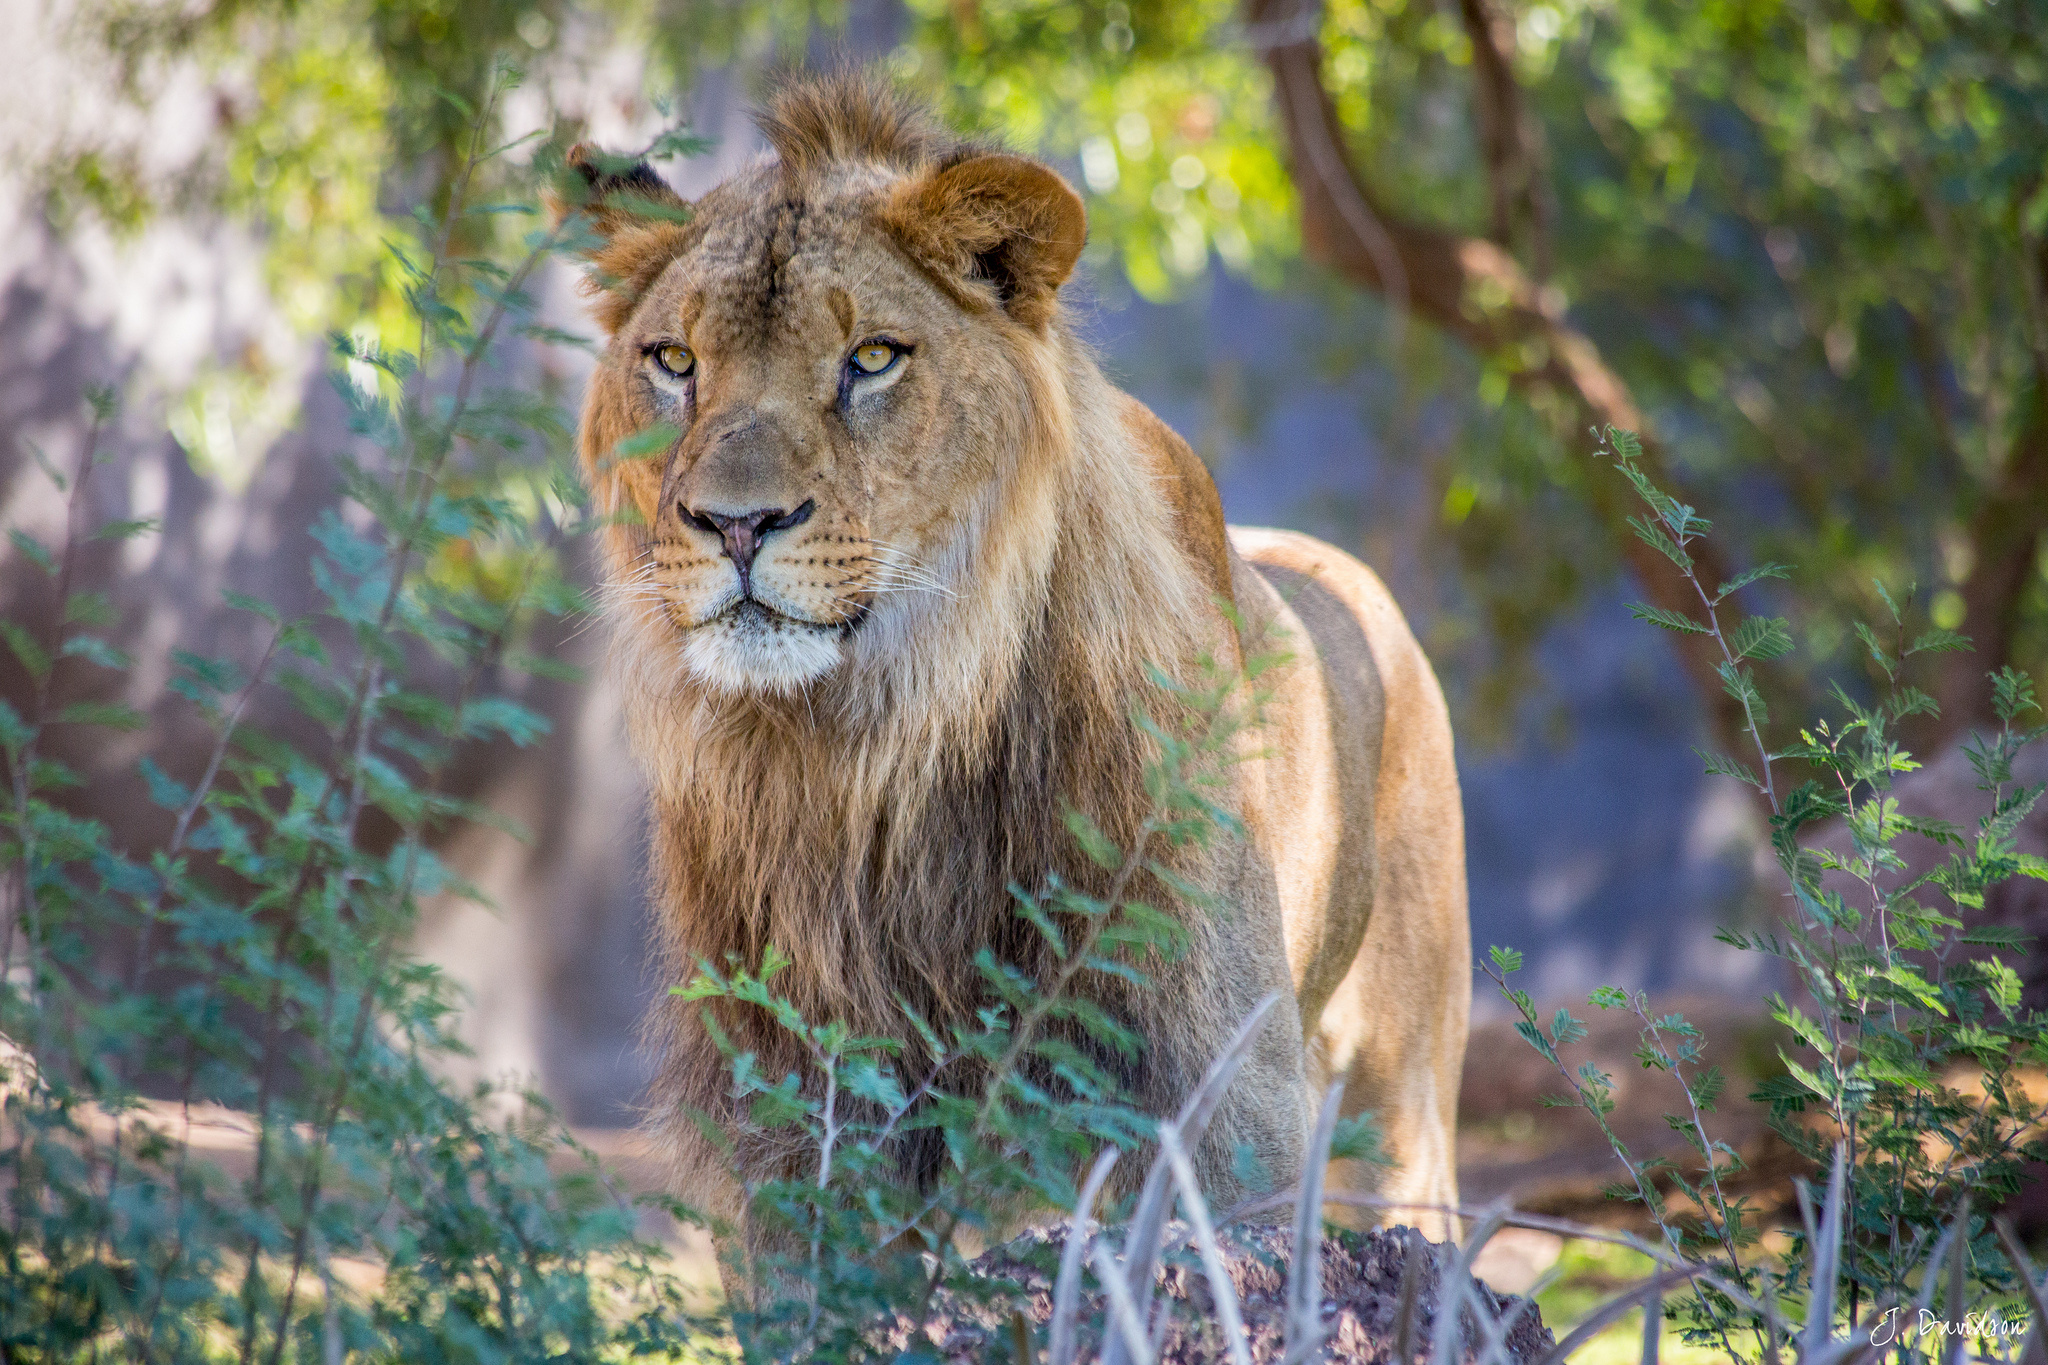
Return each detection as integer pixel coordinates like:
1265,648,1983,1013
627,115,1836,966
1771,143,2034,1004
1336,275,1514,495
1484,427,2048,1361
0,67,711,1361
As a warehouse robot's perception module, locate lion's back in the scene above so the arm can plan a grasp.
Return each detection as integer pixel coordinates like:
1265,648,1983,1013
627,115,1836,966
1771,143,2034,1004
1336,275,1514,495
1225,522,1464,959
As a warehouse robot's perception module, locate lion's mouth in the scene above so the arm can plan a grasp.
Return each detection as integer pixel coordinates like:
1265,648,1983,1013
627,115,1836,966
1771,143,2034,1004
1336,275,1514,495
720,597,868,637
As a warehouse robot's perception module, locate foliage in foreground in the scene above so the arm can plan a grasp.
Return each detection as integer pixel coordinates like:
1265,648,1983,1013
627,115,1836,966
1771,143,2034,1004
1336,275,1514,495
1485,427,2048,1360
0,69,716,1362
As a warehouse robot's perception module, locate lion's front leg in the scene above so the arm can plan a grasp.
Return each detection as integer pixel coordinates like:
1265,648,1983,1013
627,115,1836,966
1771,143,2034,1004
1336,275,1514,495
1115,954,1317,1217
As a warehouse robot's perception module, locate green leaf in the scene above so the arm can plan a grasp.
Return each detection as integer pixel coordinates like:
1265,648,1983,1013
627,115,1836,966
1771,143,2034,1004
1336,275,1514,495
1778,1055,1834,1103
1853,620,1894,671
1875,963,1946,1014
1889,686,1939,722
0,622,51,680
504,651,585,683
171,650,244,695
1013,888,1067,958
1907,627,1973,656
1062,806,1123,871
671,969,730,1003
1695,747,1762,788
1991,668,2039,722
1959,925,2033,954
64,592,117,627
24,438,67,491
0,699,30,750
8,529,56,575
1772,1000,1830,1053
1328,1111,1390,1165
611,422,682,461
1589,985,1629,1009
1513,1019,1558,1063
1691,1065,1725,1110
1717,661,1768,726
841,1056,907,1112
1983,958,2024,1016
53,700,146,731
1713,562,1790,602
1627,602,1708,635
220,590,281,625
1626,514,1693,571
461,696,551,746
1857,1054,1936,1088
1552,1008,1587,1046
278,620,327,662
1748,1073,1813,1115
278,668,348,728
309,508,386,578
1729,615,1793,662
138,756,191,811
61,636,130,671
91,517,160,542
1488,944,1524,974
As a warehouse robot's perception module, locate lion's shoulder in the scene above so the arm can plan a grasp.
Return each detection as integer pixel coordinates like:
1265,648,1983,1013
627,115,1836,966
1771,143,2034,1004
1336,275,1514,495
1115,393,1235,608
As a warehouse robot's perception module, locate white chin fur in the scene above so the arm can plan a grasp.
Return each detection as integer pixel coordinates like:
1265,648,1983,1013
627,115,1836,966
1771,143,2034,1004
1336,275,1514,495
678,607,843,694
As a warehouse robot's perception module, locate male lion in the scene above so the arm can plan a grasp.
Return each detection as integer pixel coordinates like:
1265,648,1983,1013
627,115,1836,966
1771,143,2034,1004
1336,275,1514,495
563,72,1470,1266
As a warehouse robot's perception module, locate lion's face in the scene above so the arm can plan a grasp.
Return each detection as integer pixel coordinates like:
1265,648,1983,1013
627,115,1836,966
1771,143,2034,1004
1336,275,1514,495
573,141,1086,697
604,194,1002,694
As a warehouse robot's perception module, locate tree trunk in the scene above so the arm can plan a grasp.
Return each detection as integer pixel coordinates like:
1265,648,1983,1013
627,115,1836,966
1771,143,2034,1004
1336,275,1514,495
1242,0,1772,777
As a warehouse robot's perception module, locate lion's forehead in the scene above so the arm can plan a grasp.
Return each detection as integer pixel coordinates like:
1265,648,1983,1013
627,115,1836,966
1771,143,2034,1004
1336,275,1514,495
647,175,929,356
666,186,881,340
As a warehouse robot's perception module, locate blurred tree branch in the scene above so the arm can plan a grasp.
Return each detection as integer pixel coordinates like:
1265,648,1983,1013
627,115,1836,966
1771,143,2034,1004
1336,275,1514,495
1934,365,2048,737
1454,0,1552,281
1243,0,1756,762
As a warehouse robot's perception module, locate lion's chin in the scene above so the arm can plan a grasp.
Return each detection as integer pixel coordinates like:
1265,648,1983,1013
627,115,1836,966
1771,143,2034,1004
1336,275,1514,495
677,600,846,696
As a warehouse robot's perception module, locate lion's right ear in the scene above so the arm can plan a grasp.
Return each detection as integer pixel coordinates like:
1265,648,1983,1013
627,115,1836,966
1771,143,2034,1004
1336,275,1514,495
548,144,693,334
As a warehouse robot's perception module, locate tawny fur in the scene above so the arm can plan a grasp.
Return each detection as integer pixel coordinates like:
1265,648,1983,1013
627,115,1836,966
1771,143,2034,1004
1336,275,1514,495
562,70,1470,1262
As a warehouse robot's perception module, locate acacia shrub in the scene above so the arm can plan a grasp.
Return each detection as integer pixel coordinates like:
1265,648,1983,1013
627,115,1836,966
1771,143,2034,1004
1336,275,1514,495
1485,428,2048,1360
0,69,714,1362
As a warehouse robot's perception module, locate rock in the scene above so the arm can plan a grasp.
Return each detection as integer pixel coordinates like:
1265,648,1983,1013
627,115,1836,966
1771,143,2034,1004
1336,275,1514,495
884,1223,1555,1365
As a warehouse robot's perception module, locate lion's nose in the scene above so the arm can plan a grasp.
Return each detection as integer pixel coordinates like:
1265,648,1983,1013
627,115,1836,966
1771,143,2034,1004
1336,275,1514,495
684,499,815,593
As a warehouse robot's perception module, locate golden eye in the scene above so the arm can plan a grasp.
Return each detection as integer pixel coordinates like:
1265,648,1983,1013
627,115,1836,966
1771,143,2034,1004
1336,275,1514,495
651,343,694,378
849,342,899,376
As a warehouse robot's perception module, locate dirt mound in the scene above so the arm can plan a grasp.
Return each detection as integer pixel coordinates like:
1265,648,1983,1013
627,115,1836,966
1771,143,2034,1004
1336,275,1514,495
886,1223,1555,1364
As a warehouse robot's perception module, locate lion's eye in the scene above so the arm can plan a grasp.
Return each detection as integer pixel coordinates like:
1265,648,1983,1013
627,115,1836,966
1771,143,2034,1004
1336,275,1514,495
651,343,695,378
849,342,900,376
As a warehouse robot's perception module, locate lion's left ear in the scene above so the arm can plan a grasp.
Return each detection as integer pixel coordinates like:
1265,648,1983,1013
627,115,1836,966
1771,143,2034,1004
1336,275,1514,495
881,153,1086,329
548,145,694,334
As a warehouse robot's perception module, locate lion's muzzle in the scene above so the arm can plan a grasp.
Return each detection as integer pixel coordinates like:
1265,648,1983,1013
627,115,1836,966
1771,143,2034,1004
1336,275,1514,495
684,499,816,598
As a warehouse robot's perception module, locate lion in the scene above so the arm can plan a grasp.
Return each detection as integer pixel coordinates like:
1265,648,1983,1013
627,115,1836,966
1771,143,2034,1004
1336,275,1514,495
560,71,1470,1272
